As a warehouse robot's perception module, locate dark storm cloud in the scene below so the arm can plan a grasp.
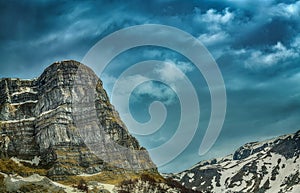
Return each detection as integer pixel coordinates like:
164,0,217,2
1,0,298,76
0,0,148,78
0,0,91,77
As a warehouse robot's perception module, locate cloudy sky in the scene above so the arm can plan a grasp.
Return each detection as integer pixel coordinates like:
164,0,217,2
1,0,300,173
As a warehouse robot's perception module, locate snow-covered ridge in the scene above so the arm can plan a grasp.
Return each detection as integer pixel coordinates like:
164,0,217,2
232,132,295,160
170,130,300,193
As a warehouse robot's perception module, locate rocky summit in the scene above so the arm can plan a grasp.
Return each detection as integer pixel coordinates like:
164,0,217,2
0,60,199,193
168,130,300,193
0,60,155,181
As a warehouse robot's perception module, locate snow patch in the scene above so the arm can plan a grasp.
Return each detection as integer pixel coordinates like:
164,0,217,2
11,156,41,166
187,173,194,178
11,87,37,96
11,100,38,106
78,171,102,177
1,117,35,123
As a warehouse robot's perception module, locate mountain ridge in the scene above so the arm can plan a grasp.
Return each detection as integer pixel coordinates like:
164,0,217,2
168,130,300,193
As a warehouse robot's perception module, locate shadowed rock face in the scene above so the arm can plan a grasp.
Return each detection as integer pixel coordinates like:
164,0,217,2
0,60,155,180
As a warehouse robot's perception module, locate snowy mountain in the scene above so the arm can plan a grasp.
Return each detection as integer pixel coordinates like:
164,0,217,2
168,130,300,193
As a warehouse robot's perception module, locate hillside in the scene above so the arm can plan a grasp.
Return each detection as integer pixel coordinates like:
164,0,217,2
168,130,300,193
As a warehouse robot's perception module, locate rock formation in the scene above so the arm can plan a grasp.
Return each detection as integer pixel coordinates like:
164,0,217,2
0,60,155,181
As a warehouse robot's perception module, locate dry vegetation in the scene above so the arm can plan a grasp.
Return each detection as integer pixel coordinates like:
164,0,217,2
0,173,6,193
0,158,47,176
59,168,164,186
0,158,199,193
117,173,202,193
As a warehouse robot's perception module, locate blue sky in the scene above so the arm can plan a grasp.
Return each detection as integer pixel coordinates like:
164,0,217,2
1,0,300,173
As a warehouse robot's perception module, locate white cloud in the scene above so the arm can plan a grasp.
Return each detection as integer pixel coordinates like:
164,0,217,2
269,1,300,18
194,7,234,32
105,60,194,106
176,61,194,73
114,74,149,96
234,41,299,69
253,42,297,66
134,81,176,105
154,60,194,82
193,7,234,58
198,31,229,46
291,35,300,49
110,73,176,105
202,8,234,24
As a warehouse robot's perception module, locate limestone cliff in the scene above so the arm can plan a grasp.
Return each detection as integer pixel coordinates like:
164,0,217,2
0,60,155,180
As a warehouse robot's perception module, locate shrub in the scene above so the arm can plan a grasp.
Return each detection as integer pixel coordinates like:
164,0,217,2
76,179,88,192
140,173,155,182
165,177,202,193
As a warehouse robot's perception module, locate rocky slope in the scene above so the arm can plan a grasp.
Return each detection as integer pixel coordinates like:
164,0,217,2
0,60,203,193
168,130,300,193
0,60,155,182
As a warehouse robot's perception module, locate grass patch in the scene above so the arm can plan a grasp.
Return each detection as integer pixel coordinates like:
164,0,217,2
0,173,7,193
59,169,163,186
0,158,47,176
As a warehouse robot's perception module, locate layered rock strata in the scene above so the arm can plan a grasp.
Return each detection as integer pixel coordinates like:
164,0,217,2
0,60,155,180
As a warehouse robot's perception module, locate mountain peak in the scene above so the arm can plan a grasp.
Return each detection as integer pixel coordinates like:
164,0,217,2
0,61,155,181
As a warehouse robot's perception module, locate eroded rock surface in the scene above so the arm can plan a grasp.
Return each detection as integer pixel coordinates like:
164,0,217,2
0,60,155,180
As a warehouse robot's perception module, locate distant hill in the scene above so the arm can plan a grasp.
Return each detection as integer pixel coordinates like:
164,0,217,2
167,130,300,193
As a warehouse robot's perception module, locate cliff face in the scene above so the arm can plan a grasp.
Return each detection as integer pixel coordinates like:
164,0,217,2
0,60,155,180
